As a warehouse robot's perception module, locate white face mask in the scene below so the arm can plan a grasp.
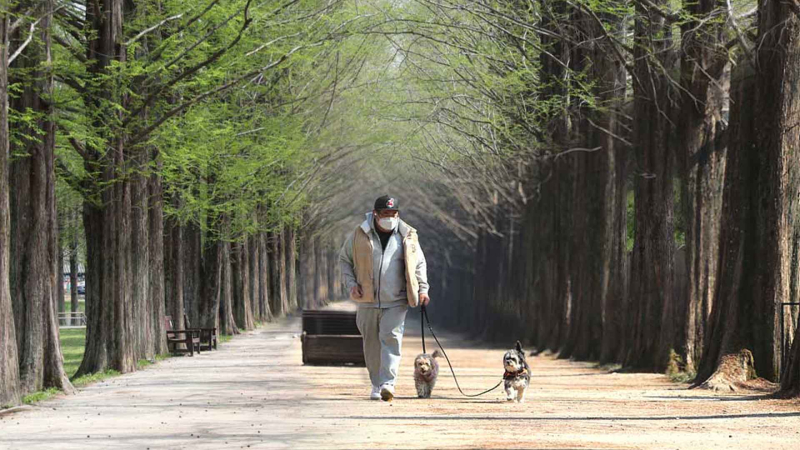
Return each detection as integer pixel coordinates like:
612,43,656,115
377,216,399,231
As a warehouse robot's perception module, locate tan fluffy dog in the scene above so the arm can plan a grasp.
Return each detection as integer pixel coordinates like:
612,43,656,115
413,350,441,398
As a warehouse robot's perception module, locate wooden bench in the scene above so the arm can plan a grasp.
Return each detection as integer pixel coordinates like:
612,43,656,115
301,310,365,366
183,313,218,351
165,315,201,356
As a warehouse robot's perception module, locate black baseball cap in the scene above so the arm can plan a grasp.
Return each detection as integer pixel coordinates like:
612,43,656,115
374,195,399,211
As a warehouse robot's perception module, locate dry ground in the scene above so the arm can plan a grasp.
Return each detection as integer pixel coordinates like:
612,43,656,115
2,306,799,449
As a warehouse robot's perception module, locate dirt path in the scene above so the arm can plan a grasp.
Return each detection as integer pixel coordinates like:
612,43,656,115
2,313,799,449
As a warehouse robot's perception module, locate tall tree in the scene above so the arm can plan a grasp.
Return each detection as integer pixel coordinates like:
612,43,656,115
0,4,20,407
75,0,138,375
148,154,167,355
698,0,800,390
677,0,729,373
232,240,255,330
624,0,677,371
9,0,73,394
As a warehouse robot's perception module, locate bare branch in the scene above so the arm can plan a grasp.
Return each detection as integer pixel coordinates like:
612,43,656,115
9,17,43,64
126,13,184,47
637,0,681,22
10,5,67,64
147,0,222,62
726,0,755,64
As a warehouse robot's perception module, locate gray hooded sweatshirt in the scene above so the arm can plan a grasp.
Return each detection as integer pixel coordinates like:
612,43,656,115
339,212,429,309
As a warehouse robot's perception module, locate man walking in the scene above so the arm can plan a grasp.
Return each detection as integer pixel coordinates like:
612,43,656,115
339,195,430,401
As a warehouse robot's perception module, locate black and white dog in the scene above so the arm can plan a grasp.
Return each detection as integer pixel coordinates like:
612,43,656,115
503,341,530,403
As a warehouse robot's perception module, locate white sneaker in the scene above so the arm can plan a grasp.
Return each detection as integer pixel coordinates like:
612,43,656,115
380,383,394,402
370,385,381,400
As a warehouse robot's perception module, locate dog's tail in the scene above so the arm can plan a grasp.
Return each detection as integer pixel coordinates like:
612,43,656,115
432,350,441,359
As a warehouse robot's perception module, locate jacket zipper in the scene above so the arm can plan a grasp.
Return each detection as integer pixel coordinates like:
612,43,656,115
376,231,384,308
373,230,394,309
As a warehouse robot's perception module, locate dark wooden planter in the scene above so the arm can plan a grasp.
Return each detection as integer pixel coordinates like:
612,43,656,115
301,310,365,366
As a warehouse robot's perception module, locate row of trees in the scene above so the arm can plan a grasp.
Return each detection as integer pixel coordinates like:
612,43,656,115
0,0,380,407
362,0,800,397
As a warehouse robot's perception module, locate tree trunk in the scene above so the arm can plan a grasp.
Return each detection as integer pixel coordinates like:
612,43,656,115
624,1,676,372
199,236,223,330
248,234,261,323
286,227,298,312
9,0,73,393
259,232,272,320
164,212,185,333
219,240,239,335
575,7,627,362
183,221,202,327
299,232,315,310
326,244,337,301
69,230,79,327
57,245,65,316
699,4,800,391
0,10,20,407
677,0,729,374
232,240,255,330
757,1,800,389
693,65,760,391
314,235,327,306
77,0,142,377
270,230,289,316
130,151,150,358
148,163,167,355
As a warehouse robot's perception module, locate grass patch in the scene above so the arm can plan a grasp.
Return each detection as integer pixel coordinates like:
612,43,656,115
59,328,86,378
668,370,697,384
219,334,233,343
596,362,622,372
71,369,121,388
63,298,85,313
59,328,121,388
665,349,695,384
137,353,171,369
22,388,60,405
137,359,153,369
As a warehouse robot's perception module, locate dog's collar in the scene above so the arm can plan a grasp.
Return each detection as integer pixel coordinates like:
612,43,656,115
503,368,528,380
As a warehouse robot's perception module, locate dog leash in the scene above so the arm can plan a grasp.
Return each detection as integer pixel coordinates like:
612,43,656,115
420,305,504,398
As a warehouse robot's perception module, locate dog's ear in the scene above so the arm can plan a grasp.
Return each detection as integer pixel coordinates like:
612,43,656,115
432,350,441,359
515,340,523,353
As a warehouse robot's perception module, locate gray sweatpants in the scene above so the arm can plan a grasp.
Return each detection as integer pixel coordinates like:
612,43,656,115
356,305,408,388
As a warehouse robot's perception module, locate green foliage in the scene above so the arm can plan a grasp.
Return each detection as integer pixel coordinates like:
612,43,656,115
45,0,374,243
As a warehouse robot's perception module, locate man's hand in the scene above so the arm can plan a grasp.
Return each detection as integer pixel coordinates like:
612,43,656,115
350,285,363,299
419,293,431,307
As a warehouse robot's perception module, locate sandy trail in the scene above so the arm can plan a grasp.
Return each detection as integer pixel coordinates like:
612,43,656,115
1,310,799,449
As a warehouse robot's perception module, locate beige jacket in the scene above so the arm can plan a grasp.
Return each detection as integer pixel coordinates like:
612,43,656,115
339,213,429,308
